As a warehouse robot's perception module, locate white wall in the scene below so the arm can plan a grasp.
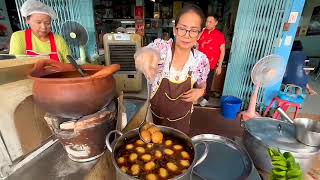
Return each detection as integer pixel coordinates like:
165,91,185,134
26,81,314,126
297,0,320,56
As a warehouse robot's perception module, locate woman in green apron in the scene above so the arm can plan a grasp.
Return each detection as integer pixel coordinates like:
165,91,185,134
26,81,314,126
135,5,210,135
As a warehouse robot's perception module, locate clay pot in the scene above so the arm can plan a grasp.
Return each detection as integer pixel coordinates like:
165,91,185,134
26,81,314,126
28,60,120,118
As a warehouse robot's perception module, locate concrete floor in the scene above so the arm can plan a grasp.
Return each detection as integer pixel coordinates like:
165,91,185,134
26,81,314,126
300,74,320,115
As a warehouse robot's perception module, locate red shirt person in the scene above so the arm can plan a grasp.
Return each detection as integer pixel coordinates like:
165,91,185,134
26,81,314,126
197,15,226,106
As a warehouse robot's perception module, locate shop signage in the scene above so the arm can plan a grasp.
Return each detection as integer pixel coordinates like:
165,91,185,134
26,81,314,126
135,6,144,19
135,19,145,36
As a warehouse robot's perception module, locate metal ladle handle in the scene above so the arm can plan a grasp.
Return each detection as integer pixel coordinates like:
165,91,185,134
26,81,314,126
66,55,87,77
276,107,295,124
145,83,152,123
139,82,152,127
138,82,155,143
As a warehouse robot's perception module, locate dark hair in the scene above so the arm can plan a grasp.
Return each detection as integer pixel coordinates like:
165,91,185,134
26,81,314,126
175,4,205,29
208,14,220,22
292,40,303,51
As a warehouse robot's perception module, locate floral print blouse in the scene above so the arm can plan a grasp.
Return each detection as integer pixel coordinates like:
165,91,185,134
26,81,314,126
146,38,210,97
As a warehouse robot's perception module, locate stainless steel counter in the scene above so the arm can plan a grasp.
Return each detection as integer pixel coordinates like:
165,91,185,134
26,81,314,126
7,101,262,180
7,142,96,180
7,140,261,180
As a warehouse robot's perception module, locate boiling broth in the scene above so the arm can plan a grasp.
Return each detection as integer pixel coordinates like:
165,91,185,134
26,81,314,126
115,135,194,180
41,70,97,78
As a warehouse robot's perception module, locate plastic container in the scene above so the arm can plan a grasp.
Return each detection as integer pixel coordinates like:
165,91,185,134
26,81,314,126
221,96,242,120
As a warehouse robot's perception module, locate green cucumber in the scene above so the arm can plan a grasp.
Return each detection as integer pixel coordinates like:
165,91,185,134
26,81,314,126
269,148,281,157
271,174,286,180
268,148,275,157
271,155,286,161
287,169,302,178
288,162,301,170
287,175,303,180
272,160,287,167
286,156,296,164
273,165,288,171
272,169,287,177
283,152,294,159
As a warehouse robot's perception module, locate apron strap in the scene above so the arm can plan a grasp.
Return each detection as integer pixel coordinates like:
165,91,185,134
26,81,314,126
25,29,35,55
48,32,60,62
24,29,60,62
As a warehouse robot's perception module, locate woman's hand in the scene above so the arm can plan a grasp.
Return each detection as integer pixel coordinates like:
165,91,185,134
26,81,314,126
181,88,205,103
134,48,160,82
215,65,222,75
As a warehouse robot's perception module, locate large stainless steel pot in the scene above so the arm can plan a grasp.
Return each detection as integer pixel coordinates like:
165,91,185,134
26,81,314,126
295,118,320,146
243,117,319,173
28,60,120,118
277,107,320,146
106,126,209,180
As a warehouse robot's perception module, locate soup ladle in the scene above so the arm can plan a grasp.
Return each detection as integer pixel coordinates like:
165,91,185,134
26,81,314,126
66,55,87,77
138,82,158,143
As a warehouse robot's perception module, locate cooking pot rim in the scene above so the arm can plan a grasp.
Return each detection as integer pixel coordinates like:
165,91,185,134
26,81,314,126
110,126,196,180
28,64,104,79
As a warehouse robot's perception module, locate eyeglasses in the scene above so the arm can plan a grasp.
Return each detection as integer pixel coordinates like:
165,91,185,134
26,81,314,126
175,27,201,38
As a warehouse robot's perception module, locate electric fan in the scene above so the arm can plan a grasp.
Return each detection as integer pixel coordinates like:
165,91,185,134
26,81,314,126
239,54,286,121
61,21,88,64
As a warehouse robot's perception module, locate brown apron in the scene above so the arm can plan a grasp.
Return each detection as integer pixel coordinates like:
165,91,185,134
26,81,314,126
150,71,193,135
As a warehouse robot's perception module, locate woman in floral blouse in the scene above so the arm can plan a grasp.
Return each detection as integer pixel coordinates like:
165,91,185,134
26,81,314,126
135,5,210,135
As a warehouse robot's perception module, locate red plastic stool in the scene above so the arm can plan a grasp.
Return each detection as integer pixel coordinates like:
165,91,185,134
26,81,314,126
263,97,301,119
